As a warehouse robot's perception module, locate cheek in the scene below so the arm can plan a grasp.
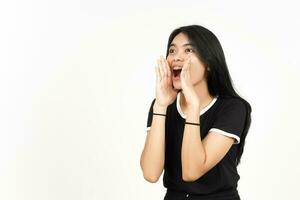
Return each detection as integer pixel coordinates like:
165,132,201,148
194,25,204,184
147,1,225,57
166,57,172,65
190,63,206,78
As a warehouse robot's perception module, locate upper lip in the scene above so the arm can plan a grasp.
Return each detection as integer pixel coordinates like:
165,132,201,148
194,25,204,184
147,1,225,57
172,63,183,70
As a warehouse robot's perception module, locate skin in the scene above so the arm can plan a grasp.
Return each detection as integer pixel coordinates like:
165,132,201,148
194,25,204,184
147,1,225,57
166,32,211,112
140,32,236,183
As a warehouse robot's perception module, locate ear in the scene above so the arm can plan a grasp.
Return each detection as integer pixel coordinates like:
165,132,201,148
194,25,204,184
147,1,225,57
204,65,211,79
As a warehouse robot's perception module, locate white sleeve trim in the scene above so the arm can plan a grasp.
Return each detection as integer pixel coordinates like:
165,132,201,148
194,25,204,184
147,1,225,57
146,127,151,131
209,128,240,144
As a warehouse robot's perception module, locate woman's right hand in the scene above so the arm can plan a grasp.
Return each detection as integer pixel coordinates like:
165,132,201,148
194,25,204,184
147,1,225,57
155,56,179,108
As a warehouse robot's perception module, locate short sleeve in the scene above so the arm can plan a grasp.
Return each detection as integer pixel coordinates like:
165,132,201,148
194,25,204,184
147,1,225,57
209,98,247,144
146,98,156,132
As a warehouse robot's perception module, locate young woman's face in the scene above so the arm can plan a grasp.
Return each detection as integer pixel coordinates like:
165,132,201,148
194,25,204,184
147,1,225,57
167,32,207,90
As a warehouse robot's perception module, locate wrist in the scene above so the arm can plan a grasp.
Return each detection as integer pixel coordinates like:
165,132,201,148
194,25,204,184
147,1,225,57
153,102,167,114
186,109,200,123
186,107,201,116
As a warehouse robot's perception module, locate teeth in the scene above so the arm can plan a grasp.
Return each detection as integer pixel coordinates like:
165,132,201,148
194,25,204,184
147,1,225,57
173,67,182,70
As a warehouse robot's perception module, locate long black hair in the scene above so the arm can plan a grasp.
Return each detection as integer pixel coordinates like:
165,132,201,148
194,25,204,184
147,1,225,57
166,25,252,166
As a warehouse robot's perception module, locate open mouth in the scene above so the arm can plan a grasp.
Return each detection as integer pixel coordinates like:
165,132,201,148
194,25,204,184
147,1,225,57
173,69,182,78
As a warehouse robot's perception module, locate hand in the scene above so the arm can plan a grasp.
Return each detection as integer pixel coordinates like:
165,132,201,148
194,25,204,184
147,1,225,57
155,55,179,107
180,56,200,110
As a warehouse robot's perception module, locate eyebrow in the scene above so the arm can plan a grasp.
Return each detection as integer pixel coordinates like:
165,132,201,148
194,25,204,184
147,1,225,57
169,43,195,48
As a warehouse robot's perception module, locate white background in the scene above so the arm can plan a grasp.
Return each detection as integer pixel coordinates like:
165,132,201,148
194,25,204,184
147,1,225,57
1,0,299,199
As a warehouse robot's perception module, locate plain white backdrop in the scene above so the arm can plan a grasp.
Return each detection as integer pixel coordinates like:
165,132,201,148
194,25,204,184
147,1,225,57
1,0,299,199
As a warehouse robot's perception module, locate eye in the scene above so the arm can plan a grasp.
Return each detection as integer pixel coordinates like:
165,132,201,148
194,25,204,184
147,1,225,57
168,48,175,54
185,48,194,53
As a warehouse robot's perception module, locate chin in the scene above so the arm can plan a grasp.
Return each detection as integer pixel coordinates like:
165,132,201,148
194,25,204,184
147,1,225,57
172,82,182,90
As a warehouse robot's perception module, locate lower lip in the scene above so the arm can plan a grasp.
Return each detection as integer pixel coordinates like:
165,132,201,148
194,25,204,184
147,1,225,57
172,75,180,81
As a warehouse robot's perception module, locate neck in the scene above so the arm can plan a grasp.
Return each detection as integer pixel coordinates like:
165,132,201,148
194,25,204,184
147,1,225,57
180,80,214,112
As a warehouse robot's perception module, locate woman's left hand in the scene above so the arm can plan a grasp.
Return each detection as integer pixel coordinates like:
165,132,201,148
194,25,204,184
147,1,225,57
180,56,201,111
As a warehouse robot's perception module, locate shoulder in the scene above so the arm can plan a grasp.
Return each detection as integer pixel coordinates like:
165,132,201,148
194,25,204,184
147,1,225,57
217,97,246,112
213,97,247,121
209,97,248,144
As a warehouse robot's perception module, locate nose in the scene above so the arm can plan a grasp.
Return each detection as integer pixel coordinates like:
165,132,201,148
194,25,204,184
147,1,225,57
172,49,188,62
174,57,183,62
173,54,184,62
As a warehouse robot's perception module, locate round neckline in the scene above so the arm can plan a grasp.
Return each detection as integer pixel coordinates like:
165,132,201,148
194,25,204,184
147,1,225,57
176,92,218,119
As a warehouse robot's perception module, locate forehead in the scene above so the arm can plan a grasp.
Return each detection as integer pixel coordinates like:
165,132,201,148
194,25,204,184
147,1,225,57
170,32,194,47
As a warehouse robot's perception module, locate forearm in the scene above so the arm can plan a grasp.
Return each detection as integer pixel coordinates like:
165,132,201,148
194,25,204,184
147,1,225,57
140,103,166,182
181,110,206,181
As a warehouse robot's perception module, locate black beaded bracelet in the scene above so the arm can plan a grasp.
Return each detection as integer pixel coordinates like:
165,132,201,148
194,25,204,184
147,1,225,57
153,112,166,117
185,121,200,126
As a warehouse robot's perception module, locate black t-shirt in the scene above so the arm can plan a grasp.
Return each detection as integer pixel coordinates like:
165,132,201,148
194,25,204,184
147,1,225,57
146,92,247,198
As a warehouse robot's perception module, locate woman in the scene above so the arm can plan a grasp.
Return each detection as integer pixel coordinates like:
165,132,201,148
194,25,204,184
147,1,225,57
140,25,252,200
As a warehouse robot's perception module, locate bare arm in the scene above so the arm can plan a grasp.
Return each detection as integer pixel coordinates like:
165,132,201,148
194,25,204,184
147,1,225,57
140,56,177,183
181,109,235,182
140,103,167,183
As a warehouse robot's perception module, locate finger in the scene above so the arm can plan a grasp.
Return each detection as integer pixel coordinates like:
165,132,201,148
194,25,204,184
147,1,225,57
156,59,162,81
155,65,161,84
160,58,166,80
182,57,191,82
160,56,166,78
183,58,190,77
161,56,169,77
164,58,171,77
188,56,192,67
187,57,191,71
182,56,191,71
182,59,188,72
180,69,185,85
180,64,185,78
181,59,188,78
